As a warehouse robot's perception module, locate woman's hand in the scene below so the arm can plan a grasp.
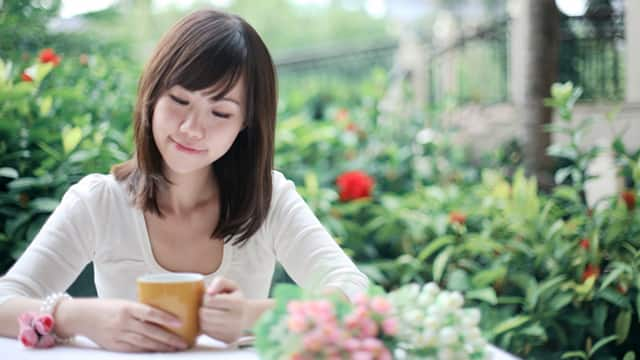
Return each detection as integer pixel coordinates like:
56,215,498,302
57,298,188,352
199,277,249,344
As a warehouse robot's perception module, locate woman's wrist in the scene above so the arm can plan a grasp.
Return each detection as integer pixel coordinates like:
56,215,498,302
243,299,275,331
53,298,86,338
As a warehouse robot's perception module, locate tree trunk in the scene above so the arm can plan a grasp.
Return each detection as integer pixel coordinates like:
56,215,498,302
521,0,559,190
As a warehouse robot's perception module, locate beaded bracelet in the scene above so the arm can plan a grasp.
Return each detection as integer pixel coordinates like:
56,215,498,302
39,293,74,345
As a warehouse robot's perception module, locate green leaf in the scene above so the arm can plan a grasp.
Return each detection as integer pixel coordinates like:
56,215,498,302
62,126,83,154
623,352,636,360
68,149,99,163
491,315,530,336
615,310,632,344
466,287,497,305
588,335,618,357
600,266,625,291
0,167,18,179
447,269,469,291
593,303,608,338
561,351,587,359
29,198,59,212
549,293,573,312
432,246,453,283
471,266,507,288
7,175,53,191
637,293,640,323
417,236,454,262
597,288,630,308
38,96,53,116
555,167,573,185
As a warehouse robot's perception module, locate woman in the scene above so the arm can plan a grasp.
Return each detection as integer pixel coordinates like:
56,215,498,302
0,9,368,352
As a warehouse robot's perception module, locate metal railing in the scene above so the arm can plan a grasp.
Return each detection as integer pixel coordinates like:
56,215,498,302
272,13,625,106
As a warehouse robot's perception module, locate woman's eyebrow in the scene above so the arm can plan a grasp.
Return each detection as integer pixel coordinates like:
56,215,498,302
208,94,241,106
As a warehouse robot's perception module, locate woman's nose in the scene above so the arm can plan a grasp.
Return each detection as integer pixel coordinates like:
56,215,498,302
179,111,205,140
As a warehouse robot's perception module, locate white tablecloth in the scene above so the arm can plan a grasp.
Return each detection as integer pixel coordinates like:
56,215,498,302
1,335,520,359
2,335,258,359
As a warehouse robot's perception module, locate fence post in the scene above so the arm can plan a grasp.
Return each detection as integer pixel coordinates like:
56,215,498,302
508,0,526,105
625,0,640,103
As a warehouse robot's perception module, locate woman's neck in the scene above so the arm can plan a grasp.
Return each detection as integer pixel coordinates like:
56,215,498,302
158,166,218,216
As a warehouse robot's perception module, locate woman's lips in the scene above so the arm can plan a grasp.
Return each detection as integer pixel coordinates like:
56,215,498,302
171,138,206,154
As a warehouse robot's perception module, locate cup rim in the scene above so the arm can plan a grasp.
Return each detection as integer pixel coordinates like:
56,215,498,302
137,273,205,283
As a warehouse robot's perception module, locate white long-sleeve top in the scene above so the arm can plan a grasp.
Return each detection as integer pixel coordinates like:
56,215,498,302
0,171,368,305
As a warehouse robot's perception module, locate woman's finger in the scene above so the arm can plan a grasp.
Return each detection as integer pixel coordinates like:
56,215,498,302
199,307,228,323
119,331,177,352
202,292,241,309
206,277,238,295
130,318,188,350
128,303,182,329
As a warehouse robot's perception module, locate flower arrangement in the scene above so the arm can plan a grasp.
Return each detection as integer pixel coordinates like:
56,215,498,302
254,283,487,360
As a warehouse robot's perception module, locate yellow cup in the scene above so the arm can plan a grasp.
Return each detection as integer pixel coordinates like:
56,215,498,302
137,273,205,347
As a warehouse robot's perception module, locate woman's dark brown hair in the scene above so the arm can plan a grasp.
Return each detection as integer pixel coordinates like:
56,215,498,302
112,9,277,247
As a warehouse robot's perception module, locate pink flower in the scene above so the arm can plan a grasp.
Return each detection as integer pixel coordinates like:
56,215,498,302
353,293,369,307
287,301,304,316
287,314,307,333
361,337,384,353
378,348,393,360
34,314,54,335
302,331,323,352
360,318,379,338
370,297,391,315
381,317,398,336
37,334,56,348
343,338,361,351
320,323,342,342
19,327,38,347
352,351,374,360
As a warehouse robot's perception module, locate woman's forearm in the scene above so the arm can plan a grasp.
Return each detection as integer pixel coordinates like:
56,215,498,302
0,297,46,337
0,296,88,339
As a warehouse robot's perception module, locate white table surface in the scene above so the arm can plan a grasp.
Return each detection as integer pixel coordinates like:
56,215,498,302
1,335,520,359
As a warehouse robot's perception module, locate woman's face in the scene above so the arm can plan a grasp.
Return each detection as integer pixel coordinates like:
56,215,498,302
152,79,246,177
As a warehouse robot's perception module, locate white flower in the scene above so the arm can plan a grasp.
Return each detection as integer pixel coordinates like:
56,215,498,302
406,309,424,323
462,308,481,327
449,292,464,308
439,327,458,346
438,348,455,360
423,282,440,297
420,329,437,347
424,314,442,329
466,327,482,342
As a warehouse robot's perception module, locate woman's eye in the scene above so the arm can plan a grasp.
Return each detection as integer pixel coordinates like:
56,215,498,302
169,94,188,106
212,111,231,119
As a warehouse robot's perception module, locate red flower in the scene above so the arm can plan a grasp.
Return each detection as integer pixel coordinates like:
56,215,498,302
621,191,636,211
346,123,359,132
335,108,349,123
449,211,466,225
579,238,590,250
39,48,61,66
581,264,600,282
336,171,374,202
21,72,33,82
